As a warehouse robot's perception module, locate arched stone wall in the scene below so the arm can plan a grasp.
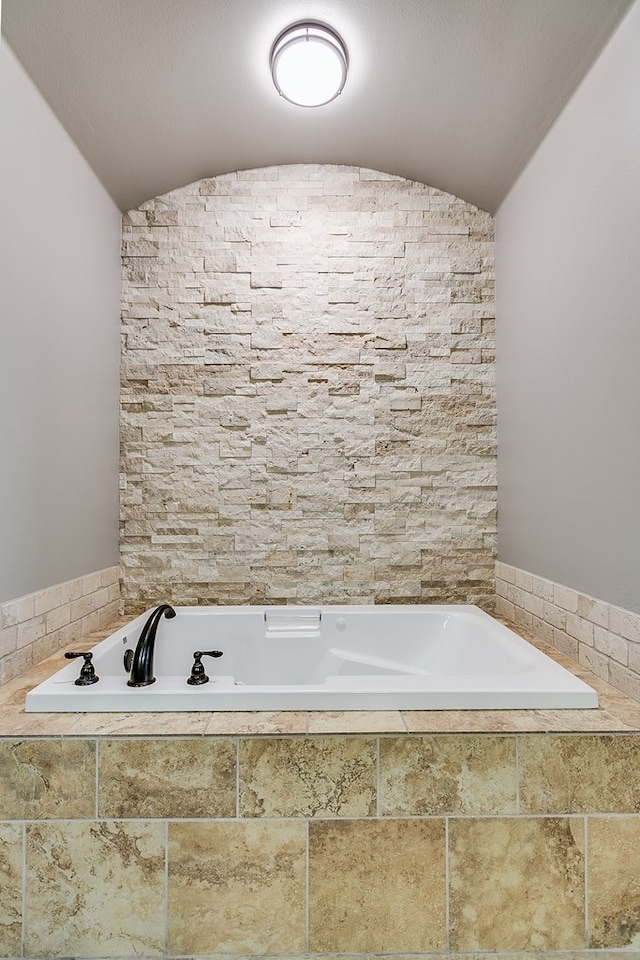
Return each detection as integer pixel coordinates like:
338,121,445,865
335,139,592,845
120,165,495,609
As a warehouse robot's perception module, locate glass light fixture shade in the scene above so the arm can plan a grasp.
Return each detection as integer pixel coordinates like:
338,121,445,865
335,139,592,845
270,22,348,108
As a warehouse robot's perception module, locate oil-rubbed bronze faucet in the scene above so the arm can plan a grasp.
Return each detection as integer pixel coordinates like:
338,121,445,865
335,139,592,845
127,604,176,687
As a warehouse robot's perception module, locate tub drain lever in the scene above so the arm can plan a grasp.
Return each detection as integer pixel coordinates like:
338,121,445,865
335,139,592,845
187,649,223,685
64,651,99,686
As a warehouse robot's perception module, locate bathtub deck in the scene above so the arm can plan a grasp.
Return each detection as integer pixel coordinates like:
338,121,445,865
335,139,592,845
0,615,639,736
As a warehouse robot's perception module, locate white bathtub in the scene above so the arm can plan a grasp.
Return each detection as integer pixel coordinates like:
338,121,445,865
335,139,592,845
25,605,598,712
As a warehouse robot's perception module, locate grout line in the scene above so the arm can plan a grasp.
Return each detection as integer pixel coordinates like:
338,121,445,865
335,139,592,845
236,737,240,819
444,816,450,952
21,820,26,959
376,736,381,818
164,818,169,956
515,734,520,815
583,815,589,949
94,738,99,820
305,819,310,954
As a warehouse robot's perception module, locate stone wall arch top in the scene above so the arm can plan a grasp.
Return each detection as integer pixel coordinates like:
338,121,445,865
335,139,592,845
120,164,495,610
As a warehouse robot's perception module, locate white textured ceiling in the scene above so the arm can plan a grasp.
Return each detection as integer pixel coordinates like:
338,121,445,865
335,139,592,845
2,0,633,213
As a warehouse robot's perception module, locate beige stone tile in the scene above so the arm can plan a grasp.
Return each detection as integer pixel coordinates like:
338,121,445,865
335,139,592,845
67,711,211,736
307,710,406,733
239,735,376,817
204,710,308,735
389,955,640,960
98,737,236,818
0,822,22,957
0,708,82,737
168,820,306,955
25,820,165,957
402,705,634,734
449,817,585,950
0,738,95,818
519,734,640,813
380,734,516,815
308,819,446,952
588,816,640,948
402,708,537,733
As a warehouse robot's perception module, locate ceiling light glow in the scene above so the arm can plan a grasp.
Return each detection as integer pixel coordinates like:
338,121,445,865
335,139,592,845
270,22,348,108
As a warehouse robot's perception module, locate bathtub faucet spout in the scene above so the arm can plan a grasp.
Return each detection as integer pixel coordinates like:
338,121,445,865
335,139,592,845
127,604,176,687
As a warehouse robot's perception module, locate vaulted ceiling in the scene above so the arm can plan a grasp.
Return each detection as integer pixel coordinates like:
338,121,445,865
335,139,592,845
2,0,633,213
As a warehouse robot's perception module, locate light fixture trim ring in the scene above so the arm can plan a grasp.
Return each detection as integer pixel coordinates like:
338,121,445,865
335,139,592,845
270,20,349,108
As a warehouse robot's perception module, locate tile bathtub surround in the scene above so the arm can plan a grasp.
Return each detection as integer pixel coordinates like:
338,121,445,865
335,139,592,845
496,561,640,702
121,164,496,611
239,734,377,817
168,819,307,955
308,818,447,953
379,732,517,814
0,565,120,686
25,820,166,958
0,823,21,958
448,817,585,951
2,733,640,957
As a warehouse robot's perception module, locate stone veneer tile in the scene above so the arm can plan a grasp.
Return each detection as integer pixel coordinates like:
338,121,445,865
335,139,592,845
519,734,640,813
379,735,517,815
239,736,376,817
449,817,585,950
308,819,446,952
120,166,496,610
24,820,165,957
98,737,236,818
168,820,306,955
0,822,22,957
588,816,640,948
0,738,95,819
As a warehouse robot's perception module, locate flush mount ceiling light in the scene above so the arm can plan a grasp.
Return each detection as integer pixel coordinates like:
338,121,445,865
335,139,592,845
270,21,348,108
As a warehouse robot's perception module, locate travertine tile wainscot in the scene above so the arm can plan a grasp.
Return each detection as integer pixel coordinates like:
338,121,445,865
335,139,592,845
497,561,640,702
2,618,640,960
0,567,120,686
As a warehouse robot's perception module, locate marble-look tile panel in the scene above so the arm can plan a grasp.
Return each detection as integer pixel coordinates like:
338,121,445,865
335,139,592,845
98,737,236,818
0,822,22,957
352,955,637,960
449,817,585,950
0,707,82,737
24,820,165,957
31,952,640,960
168,820,306,955
240,735,376,818
68,710,212,736
379,735,517,815
519,734,640,812
308,818,446,952
0,738,95,819
588,816,640,948
400,707,626,733
307,710,407,734
204,710,308,735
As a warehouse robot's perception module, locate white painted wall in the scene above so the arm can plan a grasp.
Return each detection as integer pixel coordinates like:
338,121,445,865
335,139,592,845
496,0,640,613
0,42,121,604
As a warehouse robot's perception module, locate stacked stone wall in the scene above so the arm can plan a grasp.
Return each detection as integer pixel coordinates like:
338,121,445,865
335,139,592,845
120,165,495,610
